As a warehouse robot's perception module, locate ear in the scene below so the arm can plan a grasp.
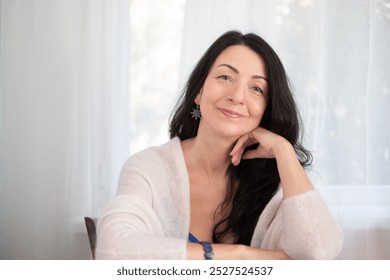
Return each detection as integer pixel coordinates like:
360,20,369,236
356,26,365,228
194,88,203,105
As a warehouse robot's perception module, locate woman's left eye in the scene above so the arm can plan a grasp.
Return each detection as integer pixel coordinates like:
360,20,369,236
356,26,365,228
251,86,264,95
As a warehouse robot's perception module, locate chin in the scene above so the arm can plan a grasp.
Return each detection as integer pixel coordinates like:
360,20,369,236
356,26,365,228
202,117,258,140
215,127,251,140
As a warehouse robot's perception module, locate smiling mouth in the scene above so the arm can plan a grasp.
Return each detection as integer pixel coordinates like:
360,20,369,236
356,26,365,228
218,108,245,118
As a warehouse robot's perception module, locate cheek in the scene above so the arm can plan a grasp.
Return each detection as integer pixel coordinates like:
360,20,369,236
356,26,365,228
198,85,222,111
201,77,228,99
249,101,267,121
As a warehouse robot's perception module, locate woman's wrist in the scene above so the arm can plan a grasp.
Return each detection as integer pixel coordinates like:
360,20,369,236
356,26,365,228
272,136,294,160
199,241,214,260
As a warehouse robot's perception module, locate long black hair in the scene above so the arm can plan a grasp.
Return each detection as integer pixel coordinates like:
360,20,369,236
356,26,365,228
169,30,312,245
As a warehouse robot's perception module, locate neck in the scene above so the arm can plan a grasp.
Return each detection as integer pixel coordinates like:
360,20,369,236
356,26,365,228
182,130,235,179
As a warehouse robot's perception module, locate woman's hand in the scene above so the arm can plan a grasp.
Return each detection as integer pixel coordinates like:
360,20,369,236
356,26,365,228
230,127,289,166
229,127,313,198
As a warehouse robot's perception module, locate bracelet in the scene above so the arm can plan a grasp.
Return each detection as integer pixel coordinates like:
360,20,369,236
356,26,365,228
199,241,214,260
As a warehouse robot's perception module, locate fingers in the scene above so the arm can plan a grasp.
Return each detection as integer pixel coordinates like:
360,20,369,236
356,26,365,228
230,134,252,166
230,128,276,165
242,148,273,160
230,134,251,156
230,133,260,166
241,149,259,160
230,147,245,166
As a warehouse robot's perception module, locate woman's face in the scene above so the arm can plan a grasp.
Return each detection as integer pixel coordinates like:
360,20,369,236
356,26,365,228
196,45,268,140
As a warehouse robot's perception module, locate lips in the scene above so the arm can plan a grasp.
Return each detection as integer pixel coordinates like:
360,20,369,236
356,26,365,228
218,108,245,118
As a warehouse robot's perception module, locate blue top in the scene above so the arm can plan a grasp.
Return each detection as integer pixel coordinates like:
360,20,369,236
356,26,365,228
188,232,200,243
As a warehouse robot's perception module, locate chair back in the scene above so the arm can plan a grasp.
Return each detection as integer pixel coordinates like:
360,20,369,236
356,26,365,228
84,217,97,259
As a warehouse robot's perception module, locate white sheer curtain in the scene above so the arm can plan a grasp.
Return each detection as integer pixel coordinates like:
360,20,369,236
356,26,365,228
0,0,130,259
1,0,389,260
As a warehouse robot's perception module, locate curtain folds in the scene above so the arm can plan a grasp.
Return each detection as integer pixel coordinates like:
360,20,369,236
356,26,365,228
0,0,130,259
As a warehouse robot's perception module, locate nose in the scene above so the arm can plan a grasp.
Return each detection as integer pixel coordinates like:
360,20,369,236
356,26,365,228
227,84,245,105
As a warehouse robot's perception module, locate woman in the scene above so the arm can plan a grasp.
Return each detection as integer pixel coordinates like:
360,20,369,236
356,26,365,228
96,31,343,260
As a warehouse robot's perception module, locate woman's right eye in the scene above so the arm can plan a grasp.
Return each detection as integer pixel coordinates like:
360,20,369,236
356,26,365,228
217,75,232,81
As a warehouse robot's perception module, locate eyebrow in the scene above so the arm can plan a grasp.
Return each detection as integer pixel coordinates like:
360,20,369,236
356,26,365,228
218,63,268,82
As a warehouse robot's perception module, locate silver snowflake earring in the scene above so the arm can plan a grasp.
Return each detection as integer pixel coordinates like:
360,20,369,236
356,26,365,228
190,104,201,120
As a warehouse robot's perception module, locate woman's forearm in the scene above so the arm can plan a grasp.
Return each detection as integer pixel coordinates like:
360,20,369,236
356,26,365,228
186,243,290,260
273,138,313,198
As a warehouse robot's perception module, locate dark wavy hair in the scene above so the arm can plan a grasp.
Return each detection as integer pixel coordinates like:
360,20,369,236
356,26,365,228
169,30,312,245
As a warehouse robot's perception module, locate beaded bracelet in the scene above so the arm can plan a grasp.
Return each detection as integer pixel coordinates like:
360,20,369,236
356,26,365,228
199,241,214,260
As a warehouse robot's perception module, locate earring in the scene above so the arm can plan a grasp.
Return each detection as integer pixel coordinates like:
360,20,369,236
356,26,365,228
190,104,201,120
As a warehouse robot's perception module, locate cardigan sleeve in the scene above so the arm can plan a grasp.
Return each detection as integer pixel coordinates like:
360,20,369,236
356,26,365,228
95,145,189,260
95,195,187,259
262,190,344,259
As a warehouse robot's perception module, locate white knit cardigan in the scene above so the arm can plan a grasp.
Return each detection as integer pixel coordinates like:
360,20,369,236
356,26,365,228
96,137,343,259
